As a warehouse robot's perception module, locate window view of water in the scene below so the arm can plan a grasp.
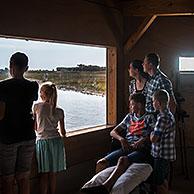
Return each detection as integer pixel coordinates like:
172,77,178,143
57,90,106,131
0,37,107,132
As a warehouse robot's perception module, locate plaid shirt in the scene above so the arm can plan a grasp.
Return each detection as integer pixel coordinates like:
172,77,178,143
151,108,176,161
145,69,174,113
129,79,148,96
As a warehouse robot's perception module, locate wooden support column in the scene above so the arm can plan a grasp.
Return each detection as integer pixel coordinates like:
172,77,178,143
107,47,117,125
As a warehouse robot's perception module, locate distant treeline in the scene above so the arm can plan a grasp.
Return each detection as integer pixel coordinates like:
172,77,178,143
0,65,106,95
0,68,8,80
56,64,106,72
25,70,106,95
0,64,106,73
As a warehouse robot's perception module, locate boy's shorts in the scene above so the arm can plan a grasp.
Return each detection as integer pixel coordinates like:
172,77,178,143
153,158,170,185
105,148,148,166
0,140,35,178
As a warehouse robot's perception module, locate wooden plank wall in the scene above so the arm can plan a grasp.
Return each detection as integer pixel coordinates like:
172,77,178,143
30,128,112,194
0,1,123,193
1,0,194,193
0,0,121,46
125,16,194,147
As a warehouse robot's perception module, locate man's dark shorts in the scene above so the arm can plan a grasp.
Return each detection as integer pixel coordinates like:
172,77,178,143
0,140,35,179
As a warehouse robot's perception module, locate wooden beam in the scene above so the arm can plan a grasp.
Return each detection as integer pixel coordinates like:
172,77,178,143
124,15,157,53
156,13,194,16
120,0,194,16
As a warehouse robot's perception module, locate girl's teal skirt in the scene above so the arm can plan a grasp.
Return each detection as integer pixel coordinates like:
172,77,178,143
36,137,66,173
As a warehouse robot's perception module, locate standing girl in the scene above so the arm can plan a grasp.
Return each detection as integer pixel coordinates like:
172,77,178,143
33,82,66,194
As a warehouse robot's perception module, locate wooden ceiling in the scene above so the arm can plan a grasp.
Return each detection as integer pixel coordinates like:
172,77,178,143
106,0,194,16
117,0,194,52
84,0,194,53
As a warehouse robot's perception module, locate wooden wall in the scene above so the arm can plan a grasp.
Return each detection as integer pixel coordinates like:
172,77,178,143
0,0,122,46
0,0,126,122
0,1,124,193
126,15,194,146
1,1,194,193
30,128,112,194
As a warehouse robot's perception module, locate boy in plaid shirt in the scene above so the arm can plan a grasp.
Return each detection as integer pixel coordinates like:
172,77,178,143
150,89,176,194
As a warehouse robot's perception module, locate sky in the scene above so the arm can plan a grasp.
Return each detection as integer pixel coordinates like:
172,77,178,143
0,37,106,70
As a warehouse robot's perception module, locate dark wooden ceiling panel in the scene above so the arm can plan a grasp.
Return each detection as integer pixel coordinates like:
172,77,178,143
118,0,194,16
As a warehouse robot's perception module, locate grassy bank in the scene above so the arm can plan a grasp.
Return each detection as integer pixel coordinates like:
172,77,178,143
26,70,106,95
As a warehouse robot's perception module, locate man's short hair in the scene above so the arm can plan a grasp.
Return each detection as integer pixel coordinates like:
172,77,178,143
153,89,169,105
145,53,160,68
129,93,146,106
10,52,28,69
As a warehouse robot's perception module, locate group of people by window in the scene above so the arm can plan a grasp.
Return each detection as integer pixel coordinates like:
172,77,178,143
0,52,66,194
81,53,177,194
0,52,177,194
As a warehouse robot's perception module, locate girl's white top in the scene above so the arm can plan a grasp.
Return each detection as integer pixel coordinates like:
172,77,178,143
34,102,64,141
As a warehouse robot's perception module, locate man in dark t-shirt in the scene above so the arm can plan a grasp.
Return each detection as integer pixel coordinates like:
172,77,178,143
0,52,38,194
0,78,38,143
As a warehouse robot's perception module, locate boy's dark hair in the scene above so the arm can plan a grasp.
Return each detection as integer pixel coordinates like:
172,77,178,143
145,53,160,68
129,93,146,106
10,52,28,69
153,89,169,105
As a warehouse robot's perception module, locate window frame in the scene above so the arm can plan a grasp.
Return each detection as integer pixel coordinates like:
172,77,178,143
179,56,194,74
0,35,117,135
67,46,117,136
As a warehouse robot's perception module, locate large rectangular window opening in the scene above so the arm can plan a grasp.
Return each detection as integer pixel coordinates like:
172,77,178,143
0,36,115,132
179,57,194,72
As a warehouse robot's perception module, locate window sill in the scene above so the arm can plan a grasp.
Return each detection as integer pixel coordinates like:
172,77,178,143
179,71,194,75
66,124,115,137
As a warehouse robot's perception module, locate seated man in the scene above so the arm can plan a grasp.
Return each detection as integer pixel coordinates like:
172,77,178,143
81,93,155,194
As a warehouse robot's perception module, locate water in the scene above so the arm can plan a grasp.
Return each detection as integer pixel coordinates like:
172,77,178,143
57,90,106,132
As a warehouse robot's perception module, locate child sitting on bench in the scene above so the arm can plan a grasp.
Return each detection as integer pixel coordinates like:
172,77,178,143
81,93,155,194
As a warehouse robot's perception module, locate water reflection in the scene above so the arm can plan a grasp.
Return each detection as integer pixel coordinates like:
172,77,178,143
57,90,106,131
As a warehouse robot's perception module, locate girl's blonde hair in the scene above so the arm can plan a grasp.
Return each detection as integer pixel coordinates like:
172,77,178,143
40,82,57,114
